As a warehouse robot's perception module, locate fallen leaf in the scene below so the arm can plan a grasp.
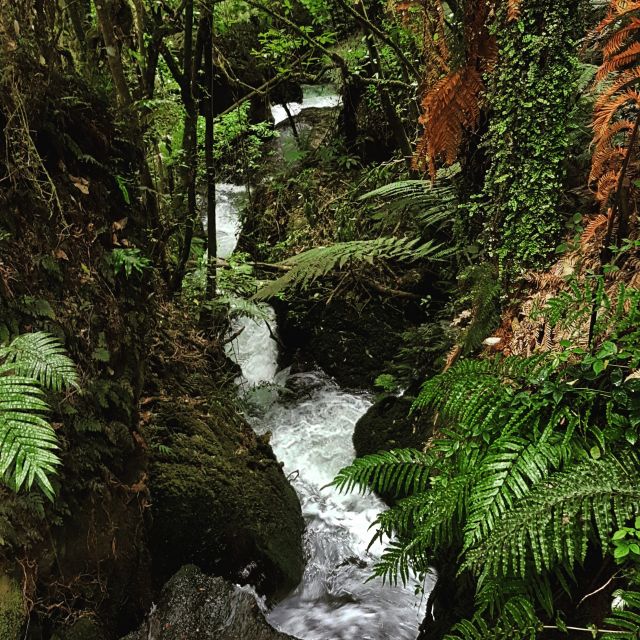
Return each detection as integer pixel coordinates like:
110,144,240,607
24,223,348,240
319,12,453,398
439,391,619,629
70,175,90,195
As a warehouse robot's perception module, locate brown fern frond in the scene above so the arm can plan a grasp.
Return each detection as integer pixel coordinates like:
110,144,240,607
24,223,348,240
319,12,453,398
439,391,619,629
603,17,640,57
580,214,610,249
413,0,494,178
591,3,640,215
596,42,640,81
507,0,523,22
596,1,640,34
596,170,622,204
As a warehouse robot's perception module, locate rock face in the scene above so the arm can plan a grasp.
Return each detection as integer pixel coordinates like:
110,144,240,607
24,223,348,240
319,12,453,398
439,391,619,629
278,297,423,389
145,392,305,600
122,565,298,640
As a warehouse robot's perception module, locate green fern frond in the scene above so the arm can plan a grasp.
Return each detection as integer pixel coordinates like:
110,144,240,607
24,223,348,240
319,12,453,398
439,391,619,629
1,332,79,392
359,168,460,232
0,332,78,499
604,589,640,639
444,596,539,640
463,453,640,581
253,237,454,300
0,376,59,499
464,422,572,547
372,474,472,573
332,448,437,497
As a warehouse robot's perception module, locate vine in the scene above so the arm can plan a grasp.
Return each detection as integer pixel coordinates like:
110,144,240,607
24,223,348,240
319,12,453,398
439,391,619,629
470,0,591,275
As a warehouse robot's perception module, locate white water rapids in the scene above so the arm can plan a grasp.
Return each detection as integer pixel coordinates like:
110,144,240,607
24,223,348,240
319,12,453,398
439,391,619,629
211,87,428,639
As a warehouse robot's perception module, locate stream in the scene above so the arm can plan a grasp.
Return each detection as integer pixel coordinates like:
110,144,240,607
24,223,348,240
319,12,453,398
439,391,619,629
211,86,428,639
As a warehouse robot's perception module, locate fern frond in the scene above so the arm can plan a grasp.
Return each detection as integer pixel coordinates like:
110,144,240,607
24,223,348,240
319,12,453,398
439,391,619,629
463,453,640,581
1,332,79,392
444,596,539,640
0,376,59,499
370,477,472,585
253,237,453,300
464,423,569,548
604,589,640,640
332,448,437,496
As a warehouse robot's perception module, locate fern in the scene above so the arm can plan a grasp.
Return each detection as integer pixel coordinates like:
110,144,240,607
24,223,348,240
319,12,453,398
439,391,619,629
444,596,539,640
0,332,78,499
253,236,453,300
332,448,437,497
463,453,640,581
1,331,79,392
359,166,461,232
604,588,640,639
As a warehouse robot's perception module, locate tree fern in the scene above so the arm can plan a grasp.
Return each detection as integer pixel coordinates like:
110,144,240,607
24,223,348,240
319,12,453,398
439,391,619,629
253,236,454,300
0,332,78,499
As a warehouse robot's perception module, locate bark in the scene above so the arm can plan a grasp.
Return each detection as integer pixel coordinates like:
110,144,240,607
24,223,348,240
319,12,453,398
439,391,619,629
94,0,133,107
204,12,217,305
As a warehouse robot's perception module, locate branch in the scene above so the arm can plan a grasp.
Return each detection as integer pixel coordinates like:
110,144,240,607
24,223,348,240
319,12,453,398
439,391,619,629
244,0,350,76
333,0,422,83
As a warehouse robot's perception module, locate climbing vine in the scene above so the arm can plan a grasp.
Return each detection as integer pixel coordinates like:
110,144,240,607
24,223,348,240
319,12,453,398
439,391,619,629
471,0,591,275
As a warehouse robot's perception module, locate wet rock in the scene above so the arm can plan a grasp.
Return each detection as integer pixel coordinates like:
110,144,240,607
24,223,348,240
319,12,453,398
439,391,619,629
121,565,298,640
0,575,25,640
145,395,304,600
353,395,433,459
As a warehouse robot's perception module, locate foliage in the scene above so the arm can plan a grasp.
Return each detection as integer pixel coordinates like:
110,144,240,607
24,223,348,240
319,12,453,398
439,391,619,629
253,236,454,300
468,0,591,273
0,333,78,499
591,0,640,213
334,278,640,636
109,248,152,278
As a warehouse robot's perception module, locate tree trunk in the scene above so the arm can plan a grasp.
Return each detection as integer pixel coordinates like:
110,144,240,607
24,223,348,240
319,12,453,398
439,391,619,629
170,7,206,293
94,0,133,107
204,12,217,306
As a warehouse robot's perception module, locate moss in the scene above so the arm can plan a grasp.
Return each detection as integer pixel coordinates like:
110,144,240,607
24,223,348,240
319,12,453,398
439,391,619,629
0,576,25,640
145,393,304,601
51,618,107,640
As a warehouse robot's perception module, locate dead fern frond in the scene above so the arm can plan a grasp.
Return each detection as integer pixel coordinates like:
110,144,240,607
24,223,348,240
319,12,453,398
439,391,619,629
580,214,610,249
591,3,640,212
507,0,523,22
413,0,495,178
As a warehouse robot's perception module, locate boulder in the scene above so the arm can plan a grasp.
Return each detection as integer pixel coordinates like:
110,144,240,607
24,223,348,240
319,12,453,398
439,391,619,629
145,395,304,600
353,395,433,458
122,565,298,640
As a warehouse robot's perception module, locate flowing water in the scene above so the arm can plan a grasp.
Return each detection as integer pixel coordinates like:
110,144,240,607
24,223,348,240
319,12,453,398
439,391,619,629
217,87,428,639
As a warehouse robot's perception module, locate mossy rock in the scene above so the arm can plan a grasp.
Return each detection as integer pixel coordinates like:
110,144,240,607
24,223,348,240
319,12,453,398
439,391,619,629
145,396,304,601
51,618,107,640
278,297,422,389
0,575,25,640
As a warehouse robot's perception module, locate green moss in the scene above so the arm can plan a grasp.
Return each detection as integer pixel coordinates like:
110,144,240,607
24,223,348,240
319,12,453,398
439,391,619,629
51,618,107,640
146,392,304,601
0,576,25,640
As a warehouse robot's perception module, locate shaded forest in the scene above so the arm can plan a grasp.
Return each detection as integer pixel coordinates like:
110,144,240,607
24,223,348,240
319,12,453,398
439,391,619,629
0,1,639,639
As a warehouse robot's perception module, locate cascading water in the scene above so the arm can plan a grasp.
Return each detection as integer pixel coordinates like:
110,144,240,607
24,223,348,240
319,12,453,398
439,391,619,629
218,88,428,639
